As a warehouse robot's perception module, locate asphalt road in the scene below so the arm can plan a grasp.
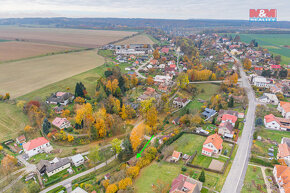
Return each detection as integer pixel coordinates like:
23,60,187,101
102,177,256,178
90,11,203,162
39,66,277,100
221,52,257,193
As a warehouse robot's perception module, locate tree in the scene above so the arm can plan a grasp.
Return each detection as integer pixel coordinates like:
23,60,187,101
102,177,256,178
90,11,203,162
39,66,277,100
62,109,70,118
24,125,33,133
198,169,205,182
243,58,252,70
118,177,132,190
111,138,122,157
146,106,158,129
228,97,234,108
106,184,118,193
0,145,3,151
120,104,128,120
74,97,85,104
153,49,160,59
88,145,100,166
177,72,189,89
102,179,110,189
147,76,154,85
118,136,133,161
126,166,140,178
67,134,74,142
28,182,40,193
3,93,10,100
211,73,217,81
95,118,106,138
1,154,17,175
16,100,26,110
75,82,86,98
42,118,51,135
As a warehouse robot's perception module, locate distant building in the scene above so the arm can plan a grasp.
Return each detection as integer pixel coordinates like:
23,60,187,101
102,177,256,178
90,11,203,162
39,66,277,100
16,135,26,144
202,108,217,120
218,122,234,138
258,93,279,105
273,165,290,193
71,154,85,167
171,151,182,162
252,76,270,88
173,97,190,108
278,101,290,119
264,114,290,131
46,92,74,106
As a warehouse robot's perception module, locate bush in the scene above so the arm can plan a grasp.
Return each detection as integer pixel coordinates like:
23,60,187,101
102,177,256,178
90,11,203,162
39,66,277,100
181,166,187,172
45,177,62,186
250,157,273,167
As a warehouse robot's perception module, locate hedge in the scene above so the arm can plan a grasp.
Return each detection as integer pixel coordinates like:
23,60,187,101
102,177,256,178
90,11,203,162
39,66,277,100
250,157,274,168
45,177,62,187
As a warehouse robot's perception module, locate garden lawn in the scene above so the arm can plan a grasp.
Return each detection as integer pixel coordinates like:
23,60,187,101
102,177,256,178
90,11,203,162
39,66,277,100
241,165,267,193
169,134,206,155
29,153,55,164
134,161,181,193
192,155,213,168
259,129,290,143
195,83,220,101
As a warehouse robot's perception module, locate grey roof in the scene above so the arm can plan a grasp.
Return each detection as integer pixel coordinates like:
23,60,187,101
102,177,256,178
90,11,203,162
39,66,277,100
46,92,74,104
71,154,84,164
202,108,217,118
37,157,71,173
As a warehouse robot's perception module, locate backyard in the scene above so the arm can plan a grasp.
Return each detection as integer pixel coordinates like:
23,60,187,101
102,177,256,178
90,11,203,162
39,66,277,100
241,165,267,193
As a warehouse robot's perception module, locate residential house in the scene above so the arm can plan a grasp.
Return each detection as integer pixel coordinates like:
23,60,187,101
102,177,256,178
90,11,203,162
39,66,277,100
46,92,74,106
16,135,26,144
52,117,71,129
137,87,157,102
158,84,168,93
273,165,290,193
169,174,203,193
160,47,170,54
202,108,217,120
23,137,53,158
53,106,64,114
218,122,234,138
71,154,85,167
37,157,71,177
173,97,190,108
202,134,223,157
252,76,270,88
258,93,279,105
278,101,290,119
278,143,290,166
154,75,172,85
221,114,238,126
264,114,290,131
217,110,239,122
171,151,182,162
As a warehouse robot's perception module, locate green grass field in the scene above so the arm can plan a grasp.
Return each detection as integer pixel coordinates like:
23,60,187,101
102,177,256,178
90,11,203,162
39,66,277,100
241,165,267,193
0,102,28,142
227,33,290,65
134,161,181,193
195,83,220,101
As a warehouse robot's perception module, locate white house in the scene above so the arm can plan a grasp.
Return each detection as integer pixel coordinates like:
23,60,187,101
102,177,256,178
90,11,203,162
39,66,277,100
252,76,270,88
264,114,290,131
71,154,85,167
202,134,223,157
173,97,190,108
278,101,290,119
23,137,53,158
278,143,290,166
171,151,181,162
52,117,71,129
72,187,88,193
273,165,290,193
258,93,279,105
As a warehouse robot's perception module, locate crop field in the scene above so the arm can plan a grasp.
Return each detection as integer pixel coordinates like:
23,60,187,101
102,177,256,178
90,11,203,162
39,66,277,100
227,33,290,65
0,103,28,142
115,34,155,45
0,26,137,47
0,41,78,62
0,50,105,98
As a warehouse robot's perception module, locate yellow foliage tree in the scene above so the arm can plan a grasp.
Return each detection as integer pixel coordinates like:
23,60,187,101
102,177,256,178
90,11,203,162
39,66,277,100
176,72,189,89
106,184,118,193
126,166,140,178
67,134,74,142
120,104,128,120
62,109,70,118
147,76,154,85
102,179,110,189
153,49,160,59
130,124,145,151
118,177,132,190
111,79,119,94
24,125,33,133
146,106,157,129
95,118,106,138
243,58,252,70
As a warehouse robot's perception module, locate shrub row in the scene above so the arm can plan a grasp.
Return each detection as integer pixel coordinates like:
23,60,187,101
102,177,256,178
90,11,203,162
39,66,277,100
250,157,274,168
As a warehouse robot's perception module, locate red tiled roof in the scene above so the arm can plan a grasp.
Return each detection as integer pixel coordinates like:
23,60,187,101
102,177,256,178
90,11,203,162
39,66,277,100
280,101,290,113
271,65,281,69
172,151,181,159
203,134,223,150
23,137,49,151
264,114,277,123
222,114,237,123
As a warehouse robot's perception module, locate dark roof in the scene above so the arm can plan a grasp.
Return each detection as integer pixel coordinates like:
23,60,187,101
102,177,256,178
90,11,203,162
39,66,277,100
219,122,234,132
46,92,74,103
202,108,217,118
37,157,71,173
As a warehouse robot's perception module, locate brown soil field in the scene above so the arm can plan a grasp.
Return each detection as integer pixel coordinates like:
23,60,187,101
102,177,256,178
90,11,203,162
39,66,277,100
0,41,78,62
115,34,155,45
0,26,137,47
0,50,104,98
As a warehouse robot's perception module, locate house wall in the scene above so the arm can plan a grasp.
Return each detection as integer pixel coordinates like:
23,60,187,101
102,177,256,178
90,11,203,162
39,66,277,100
47,163,71,177
73,159,84,167
25,143,52,157
264,120,281,130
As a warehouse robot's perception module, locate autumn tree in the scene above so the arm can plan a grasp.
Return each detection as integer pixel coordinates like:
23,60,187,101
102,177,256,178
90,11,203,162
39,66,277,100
118,177,132,190
120,104,128,120
74,97,85,104
67,134,74,142
152,179,170,193
139,98,154,115
176,72,189,89
106,184,118,193
24,125,33,133
243,58,252,70
147,76,154,85
1,154,17,175
95,117,106,138
211,73,217,80
146,106,158,129
153,49,160,59
126,166,140,178
62,109,70,118
111,138,122,157
130,124,145,151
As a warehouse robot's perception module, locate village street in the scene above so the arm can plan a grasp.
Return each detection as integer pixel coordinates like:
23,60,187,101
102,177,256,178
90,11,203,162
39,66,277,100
221,49,257,193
